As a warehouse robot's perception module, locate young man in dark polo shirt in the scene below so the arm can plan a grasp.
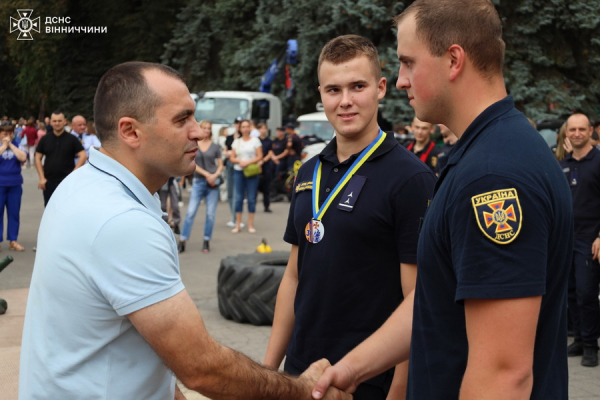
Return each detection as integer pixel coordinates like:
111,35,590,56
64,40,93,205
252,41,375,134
560,113,600,367
313,1,573,399
264,35,435,400
404,116,439,172
35,111,86,206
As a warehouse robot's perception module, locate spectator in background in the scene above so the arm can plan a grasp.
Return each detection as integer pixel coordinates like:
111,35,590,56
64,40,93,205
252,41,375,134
44,116,53,135
435,123,458,174
554,122,571,162
224,117,242,228
285,123,303,171
35,111,86,206
257,122,275,213
158,177,181,235
560,113,600,367
36,122,47,146
230,119,262,233
0,125,27,251
21,117,38,169
404,116,440,172
272,126,289,176
71,115,101,162
178,120,223,254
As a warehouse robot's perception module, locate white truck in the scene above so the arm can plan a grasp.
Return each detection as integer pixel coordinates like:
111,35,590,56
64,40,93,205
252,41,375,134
297,110,335,162
193,91,282,142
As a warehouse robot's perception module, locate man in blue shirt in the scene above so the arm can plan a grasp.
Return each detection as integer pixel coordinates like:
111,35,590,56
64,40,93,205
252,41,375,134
313,1,572,399
20,61,349,400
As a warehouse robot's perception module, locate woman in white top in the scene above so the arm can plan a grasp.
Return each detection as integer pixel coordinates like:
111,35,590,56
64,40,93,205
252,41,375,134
229,120,263,233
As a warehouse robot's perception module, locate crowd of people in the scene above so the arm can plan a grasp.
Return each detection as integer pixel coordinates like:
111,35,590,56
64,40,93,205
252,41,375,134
5,1,600,398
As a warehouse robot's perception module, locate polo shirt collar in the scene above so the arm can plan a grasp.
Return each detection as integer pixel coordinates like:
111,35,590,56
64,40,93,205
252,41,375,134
320,129,397,164
564,146,598,163
446,95,515,168
87,147,163,216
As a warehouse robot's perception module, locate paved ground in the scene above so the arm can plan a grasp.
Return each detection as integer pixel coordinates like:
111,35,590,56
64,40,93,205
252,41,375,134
1,167,599,399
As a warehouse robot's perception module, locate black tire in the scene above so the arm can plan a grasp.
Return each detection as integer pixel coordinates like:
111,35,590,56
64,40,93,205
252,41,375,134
0,298,7,315
218,252,289,326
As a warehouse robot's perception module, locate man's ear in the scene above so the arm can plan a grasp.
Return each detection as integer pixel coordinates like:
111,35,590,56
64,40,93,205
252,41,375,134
377,77,387,100
447,44,466,81
118,117,142,149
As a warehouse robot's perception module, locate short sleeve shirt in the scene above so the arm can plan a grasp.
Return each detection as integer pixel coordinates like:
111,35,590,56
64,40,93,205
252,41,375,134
559,147,600,241
0,140,23,186
19,148,184,400
284,131,436,387
232,137,261,171
36,131,84,181
408,96,572,400
193,142,221,179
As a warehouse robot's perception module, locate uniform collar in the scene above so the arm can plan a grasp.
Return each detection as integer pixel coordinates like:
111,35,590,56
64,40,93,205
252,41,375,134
87,147,163,216
320,129,397,165
564,146,598,163
445,95,515,168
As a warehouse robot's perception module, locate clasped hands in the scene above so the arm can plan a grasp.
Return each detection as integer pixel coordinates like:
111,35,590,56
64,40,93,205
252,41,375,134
299,359,357,400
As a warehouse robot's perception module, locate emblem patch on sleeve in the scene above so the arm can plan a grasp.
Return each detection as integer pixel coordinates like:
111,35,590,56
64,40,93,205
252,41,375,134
471,188,522,245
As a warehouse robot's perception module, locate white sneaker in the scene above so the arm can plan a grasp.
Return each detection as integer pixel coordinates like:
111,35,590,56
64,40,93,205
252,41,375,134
226,221,236,227
240,222,245,228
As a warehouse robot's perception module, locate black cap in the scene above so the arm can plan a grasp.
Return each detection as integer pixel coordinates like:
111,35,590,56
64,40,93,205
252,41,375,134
285,123,295,129
234,116,243,123
276,126,285,131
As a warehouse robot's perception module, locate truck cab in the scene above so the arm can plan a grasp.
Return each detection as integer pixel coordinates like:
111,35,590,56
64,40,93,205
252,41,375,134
194,91,282,142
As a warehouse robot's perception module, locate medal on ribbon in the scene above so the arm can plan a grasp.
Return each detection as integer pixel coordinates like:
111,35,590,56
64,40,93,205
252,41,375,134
306,129,386,244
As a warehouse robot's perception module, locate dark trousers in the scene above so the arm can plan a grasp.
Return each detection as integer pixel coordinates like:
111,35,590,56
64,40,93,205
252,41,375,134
0,185,22,242
568,238,600,346
284,358,390,400
43,180,61,207
259,162,274,211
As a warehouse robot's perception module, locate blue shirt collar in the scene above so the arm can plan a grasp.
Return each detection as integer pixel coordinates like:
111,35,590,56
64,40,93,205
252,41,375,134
87,147,163,216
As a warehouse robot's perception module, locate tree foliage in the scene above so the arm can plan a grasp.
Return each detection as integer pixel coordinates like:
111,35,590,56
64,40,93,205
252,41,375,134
1,0,185,119
1,0,599,123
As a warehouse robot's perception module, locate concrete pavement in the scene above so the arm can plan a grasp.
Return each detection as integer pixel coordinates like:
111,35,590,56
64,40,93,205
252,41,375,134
1,167,599,399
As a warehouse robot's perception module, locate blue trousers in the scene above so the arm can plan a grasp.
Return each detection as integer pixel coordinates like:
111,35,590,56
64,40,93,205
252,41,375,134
233,170,259,213
0,185,23,242
180,178,219,241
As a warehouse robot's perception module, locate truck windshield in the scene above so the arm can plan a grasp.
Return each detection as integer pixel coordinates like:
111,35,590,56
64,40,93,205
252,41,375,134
298,121,335,142
195,98,249,124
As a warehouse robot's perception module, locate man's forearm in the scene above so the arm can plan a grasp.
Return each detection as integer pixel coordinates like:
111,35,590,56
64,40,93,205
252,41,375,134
186,344,311,400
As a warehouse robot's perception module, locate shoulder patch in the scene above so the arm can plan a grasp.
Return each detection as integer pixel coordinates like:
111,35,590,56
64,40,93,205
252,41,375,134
471,188,522,245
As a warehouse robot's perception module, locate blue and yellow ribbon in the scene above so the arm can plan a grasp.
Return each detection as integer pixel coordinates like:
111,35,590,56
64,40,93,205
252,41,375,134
312,129,386,220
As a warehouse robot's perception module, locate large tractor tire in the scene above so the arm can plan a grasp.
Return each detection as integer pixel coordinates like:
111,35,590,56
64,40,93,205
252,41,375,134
218,252,289,326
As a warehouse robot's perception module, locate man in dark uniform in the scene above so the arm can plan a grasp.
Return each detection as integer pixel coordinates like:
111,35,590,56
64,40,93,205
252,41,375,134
285,122,304,171
264,35,435,400
313,1,573,400
271,126,289,175
404,116,439,172
35,111,86,206
434,123,458,174
560,113,600,367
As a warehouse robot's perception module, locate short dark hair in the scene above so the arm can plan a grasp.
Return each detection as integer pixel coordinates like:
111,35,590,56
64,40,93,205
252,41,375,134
93,61,184,146
318,35,381,81
0,124,14,132
51,111,65,118
394,0,505,79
